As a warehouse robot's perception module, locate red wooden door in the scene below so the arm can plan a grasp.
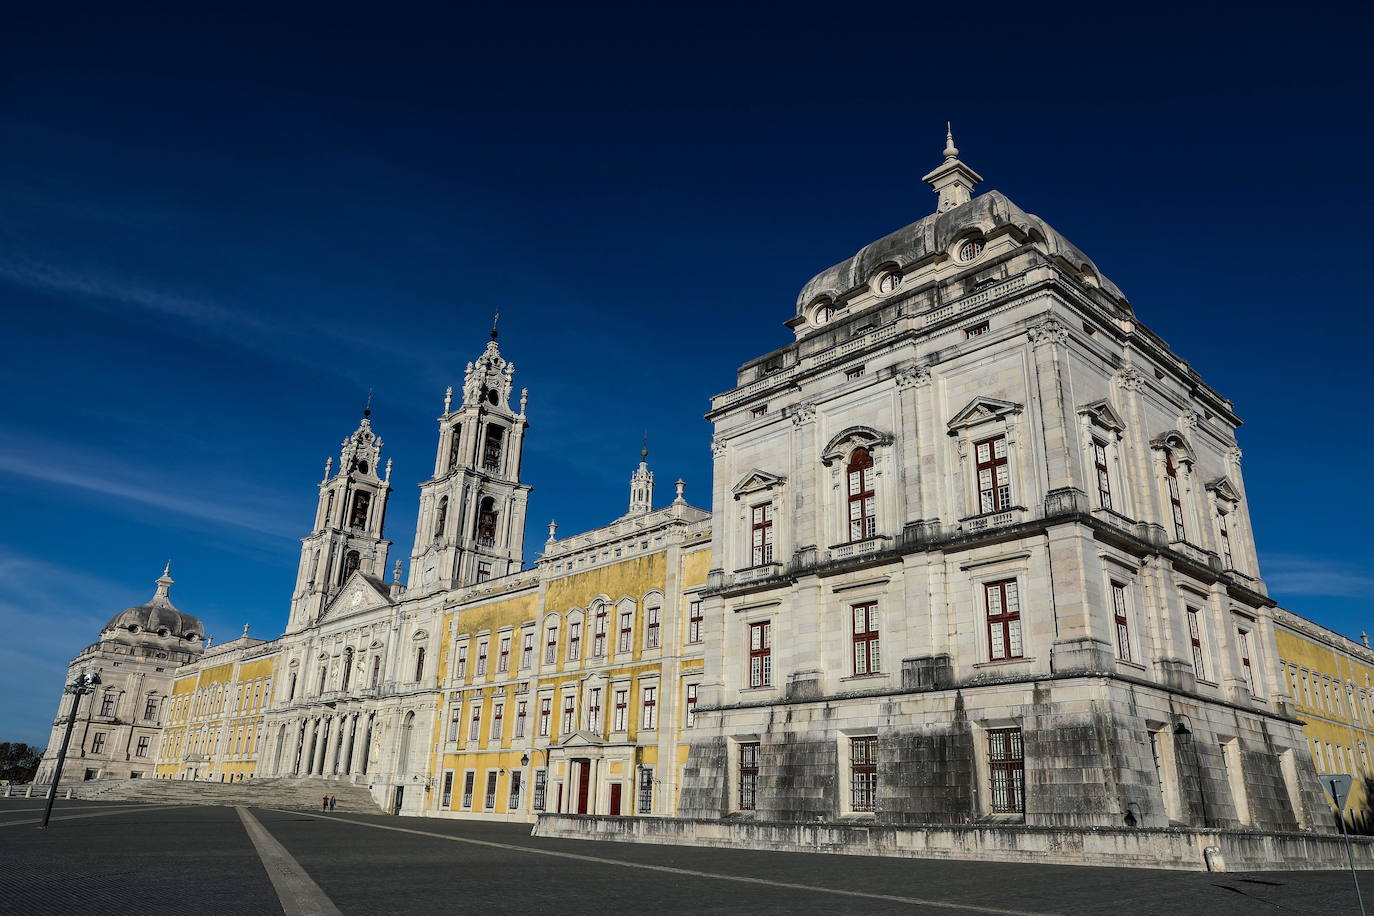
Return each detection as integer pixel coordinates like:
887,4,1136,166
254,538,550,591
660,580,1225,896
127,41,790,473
609,782,622,816
576,760,590,814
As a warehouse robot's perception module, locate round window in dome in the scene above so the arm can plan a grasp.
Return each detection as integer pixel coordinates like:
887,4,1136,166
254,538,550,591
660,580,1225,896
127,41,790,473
813,303,837,326
874,272,902,296
157,628,170,638
128,624,140,633
957,238,985,262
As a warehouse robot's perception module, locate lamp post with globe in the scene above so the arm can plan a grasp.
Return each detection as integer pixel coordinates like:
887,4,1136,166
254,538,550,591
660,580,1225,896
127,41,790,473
39,669,102,828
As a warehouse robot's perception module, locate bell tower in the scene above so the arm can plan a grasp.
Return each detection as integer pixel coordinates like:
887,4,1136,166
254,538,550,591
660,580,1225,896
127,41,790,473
287,402,393,633
408,325,531,593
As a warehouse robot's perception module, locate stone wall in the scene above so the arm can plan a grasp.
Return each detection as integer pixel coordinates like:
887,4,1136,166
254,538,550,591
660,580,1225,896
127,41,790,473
534,813,1374,872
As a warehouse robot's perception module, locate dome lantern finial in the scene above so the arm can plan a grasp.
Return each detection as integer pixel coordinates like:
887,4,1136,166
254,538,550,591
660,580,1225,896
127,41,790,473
922,122,983,214
944,121,958,160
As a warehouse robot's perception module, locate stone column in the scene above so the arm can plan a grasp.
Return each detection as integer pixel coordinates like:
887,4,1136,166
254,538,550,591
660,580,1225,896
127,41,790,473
342,715,357,776
313,718,329,775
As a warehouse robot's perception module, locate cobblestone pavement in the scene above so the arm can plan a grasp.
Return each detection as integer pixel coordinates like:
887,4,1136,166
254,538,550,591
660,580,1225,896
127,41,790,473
1,797,1368,915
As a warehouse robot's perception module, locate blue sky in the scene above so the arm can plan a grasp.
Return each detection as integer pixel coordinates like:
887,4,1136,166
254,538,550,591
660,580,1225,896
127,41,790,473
3,3,1371,746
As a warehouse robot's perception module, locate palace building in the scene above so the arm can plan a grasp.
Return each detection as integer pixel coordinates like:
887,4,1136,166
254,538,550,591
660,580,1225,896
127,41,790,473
36,133,1363,834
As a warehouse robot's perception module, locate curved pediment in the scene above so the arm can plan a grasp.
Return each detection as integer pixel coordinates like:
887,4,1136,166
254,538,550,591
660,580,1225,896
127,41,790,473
820,426,894,466
1150,429,1196,464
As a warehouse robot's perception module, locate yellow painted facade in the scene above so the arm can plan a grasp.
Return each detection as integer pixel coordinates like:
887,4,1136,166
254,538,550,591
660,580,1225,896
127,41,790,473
154,645,280,782
1274,608,1374,826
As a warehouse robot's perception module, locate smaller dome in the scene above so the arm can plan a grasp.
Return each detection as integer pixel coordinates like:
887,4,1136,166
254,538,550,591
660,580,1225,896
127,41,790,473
102,567,205,642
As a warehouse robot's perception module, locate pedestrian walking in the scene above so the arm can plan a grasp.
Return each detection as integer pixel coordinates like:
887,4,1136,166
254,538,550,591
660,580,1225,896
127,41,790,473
329,795,336,810
322,795,328,811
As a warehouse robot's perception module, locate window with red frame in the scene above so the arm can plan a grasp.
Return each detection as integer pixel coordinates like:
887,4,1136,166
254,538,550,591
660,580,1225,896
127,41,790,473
850,736,878,812
593,606,607,657
641,686,657,729
1237,627,1256,694
568,621,582,661
618,612,633,653
687,600,703,644
1218,511,1233,569
1187,608,1206,680
490,702,504,741
520,632,534,668
985,580,1023,661
455,644,468,679
586,688,602,733
561,694,575,734
476,641,488,676
537,697,551,737
988,728,1025,813
1165,449,1186,540
497,637,511,673
468,703,482,741
1111,582,1131,661
645,604,660,649
514,700,527,738
1093,438,1112,509
847,449,876,540
852,602,880,675
447,708,460,742
544,624,558,664
613,689,628,732
749,621,772,687
739,742,760,810
685,683,699,727
751,502,775,564
976,436,1011,513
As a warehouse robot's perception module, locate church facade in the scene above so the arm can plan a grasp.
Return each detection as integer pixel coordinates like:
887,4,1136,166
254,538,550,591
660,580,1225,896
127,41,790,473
37,135,1354,834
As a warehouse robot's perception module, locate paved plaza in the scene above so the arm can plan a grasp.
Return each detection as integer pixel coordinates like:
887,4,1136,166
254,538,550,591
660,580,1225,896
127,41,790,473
0,797,1368,915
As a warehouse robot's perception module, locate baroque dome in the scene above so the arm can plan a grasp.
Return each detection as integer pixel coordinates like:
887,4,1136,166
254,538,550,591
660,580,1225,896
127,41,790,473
102,566,204,641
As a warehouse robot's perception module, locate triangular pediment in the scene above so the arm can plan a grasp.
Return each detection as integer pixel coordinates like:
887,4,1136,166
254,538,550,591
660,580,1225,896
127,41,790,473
732,468,786,499
1077,398,1127,433
947,397,1022,433
558,729,608,748
321,572,393,622
1206,476,1241,503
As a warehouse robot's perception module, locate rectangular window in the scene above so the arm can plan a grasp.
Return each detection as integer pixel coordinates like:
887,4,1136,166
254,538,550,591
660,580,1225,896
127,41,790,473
593,607,607,657
1238,627,1256,694
1093,438,1112,510
985,580,1023,661
455,644,468,679
476,641,488,676
687,600,703,644
532,769,548,811
618,612,633,653
1187,607,1207,680
491,703,504,741
638,766,654,813
738,742,760,811
476,561,492,582
751,502,774,565
462,771,475,808
976,436,1011,513
852,602,880,675
514,700,527,738
988,728,1025,814
613,689,628,732
850,736,878,812
538,697,552,737
1111,582,1131,662
965,321,990,338
520,632,534,669
845,365,865,380
92,732,106,754
645,605,660,649
748,621,772,687
135,736,150,757
484,771,498,810
441,771,454,808
642,686,657,730
100,696,115,717
561,694,576,734
847,449,876,540
568,621,582,661
685,683,699,728
447,707,461,742
498,636,511,673
1218,511,1233,569
508,770,523,810
751,405,768,418
545,625,558,664
1165,450,1185,541
587,688,603,734
144,698,158,720
469,704,482,741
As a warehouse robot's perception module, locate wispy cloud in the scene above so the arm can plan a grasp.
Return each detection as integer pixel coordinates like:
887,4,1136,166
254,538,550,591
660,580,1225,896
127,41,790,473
1261,554,1374,599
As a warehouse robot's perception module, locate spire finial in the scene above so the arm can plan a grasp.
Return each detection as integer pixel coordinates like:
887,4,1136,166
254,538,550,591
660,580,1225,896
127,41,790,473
674,478,686,504
943,121,958,160
152,563,174,605
443,385,453,413
547,519,558,542
490,311,501,340
162,560,172,579
363,389,373,419
392,558,403,583
641,430,648,461
242,622,251,637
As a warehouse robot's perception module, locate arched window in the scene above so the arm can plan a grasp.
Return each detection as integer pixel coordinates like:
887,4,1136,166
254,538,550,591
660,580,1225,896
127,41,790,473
447,431,461,470
483,426,505,473
476,496,498,547
341,648,354,691
846,448,876,540
349,491,371,529
414,646,426,681
341,550,360,585
434,496,449,538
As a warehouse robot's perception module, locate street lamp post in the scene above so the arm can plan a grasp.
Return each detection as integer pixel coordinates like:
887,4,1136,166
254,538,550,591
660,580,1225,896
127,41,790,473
39,669,102,829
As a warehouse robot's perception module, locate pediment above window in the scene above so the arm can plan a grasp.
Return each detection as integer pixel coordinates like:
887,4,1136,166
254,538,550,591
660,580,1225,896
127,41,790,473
820,426,894,466
946,397,1023,434
1206,477,1241,503
732,468,787,500
1077,398,1127,433
1150,430,1196,464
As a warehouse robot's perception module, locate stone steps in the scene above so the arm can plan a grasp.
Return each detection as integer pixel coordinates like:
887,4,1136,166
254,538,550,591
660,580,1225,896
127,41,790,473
72,776,381,813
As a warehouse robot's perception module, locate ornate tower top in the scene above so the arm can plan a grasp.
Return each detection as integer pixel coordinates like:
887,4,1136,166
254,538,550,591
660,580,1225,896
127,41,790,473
921,122,983,213
461,337,516,411
627,436,655,516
